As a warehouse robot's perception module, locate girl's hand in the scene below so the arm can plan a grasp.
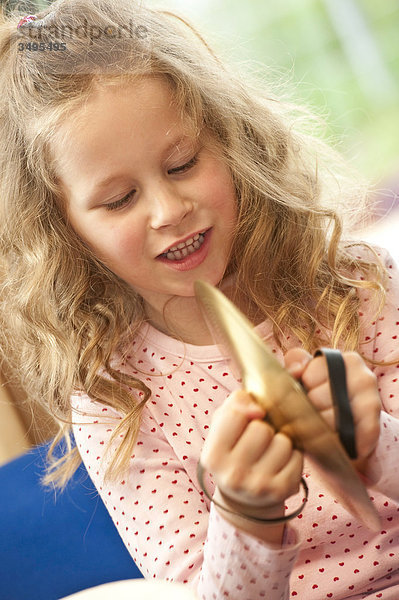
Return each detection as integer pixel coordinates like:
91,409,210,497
200,390,304,523
284,348,381,463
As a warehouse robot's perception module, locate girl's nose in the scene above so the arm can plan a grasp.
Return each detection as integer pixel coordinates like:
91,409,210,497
149,184,193,229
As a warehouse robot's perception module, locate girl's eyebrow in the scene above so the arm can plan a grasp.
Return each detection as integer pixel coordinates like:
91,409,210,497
90,173,127,194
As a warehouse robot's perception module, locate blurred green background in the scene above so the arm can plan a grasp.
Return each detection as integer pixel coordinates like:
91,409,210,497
158,0,399,186
153,0,399,257
8,0,399,185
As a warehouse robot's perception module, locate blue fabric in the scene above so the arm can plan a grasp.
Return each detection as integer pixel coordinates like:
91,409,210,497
0,443,143,600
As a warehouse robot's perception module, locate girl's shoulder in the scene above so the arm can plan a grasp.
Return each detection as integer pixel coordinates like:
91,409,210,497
343,241,394,270
349,243,399,361
341,242,397,300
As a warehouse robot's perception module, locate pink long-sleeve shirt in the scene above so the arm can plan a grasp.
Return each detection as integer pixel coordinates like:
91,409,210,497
72,248,399,600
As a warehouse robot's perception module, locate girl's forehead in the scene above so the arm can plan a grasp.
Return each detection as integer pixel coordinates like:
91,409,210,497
56,75,199,142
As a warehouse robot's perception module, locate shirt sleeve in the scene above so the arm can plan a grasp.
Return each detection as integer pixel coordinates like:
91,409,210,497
72,396,300,600
358,248,399,499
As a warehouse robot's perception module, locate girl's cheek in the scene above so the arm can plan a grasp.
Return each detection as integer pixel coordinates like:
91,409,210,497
109,226,140,254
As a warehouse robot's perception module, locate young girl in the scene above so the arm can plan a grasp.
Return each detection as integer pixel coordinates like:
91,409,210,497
1,1,398,598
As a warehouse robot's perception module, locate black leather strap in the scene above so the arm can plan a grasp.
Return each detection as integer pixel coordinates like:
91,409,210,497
314,348,357,459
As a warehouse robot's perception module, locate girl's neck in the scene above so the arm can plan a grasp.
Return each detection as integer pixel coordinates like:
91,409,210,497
145,296,215,346
144,280,265,347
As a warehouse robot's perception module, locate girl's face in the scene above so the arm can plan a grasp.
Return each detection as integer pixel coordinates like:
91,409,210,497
54,77,237,318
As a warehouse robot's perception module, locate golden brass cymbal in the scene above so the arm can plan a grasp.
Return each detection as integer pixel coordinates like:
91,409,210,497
194,279,380,531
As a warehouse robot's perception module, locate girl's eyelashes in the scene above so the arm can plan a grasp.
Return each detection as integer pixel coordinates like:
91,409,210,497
167,153,199,175
105,189,136,211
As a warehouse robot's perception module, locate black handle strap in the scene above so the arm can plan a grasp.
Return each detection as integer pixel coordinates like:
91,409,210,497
314,347,357,459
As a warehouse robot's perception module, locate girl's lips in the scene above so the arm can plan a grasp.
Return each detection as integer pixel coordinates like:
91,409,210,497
156,228,212,272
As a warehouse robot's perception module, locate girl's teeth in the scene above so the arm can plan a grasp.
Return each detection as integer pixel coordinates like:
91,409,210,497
164,232,205,260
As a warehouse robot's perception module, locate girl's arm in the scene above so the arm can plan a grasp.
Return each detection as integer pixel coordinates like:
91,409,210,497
72,395,300,600
358,248,399,498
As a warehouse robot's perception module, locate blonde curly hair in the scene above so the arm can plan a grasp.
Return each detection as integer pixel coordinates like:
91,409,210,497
0,0,386,486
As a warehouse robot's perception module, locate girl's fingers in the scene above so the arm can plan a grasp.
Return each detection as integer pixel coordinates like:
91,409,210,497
344,355,379,398
266,448,304,502
214,421,275,493
242,440,304,506
201,390,265,467
300,355,329,390
254,431,295,476
216,432,303,508
306,381,333,411
350,388,381,458
229,418,275,466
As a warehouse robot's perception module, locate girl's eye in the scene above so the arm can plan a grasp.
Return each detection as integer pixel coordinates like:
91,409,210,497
168,154,199,175
105,189,136,211
103,153,199,211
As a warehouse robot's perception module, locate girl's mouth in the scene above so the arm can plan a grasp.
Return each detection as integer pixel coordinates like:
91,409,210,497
156,229,212,272
160,232,206,261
